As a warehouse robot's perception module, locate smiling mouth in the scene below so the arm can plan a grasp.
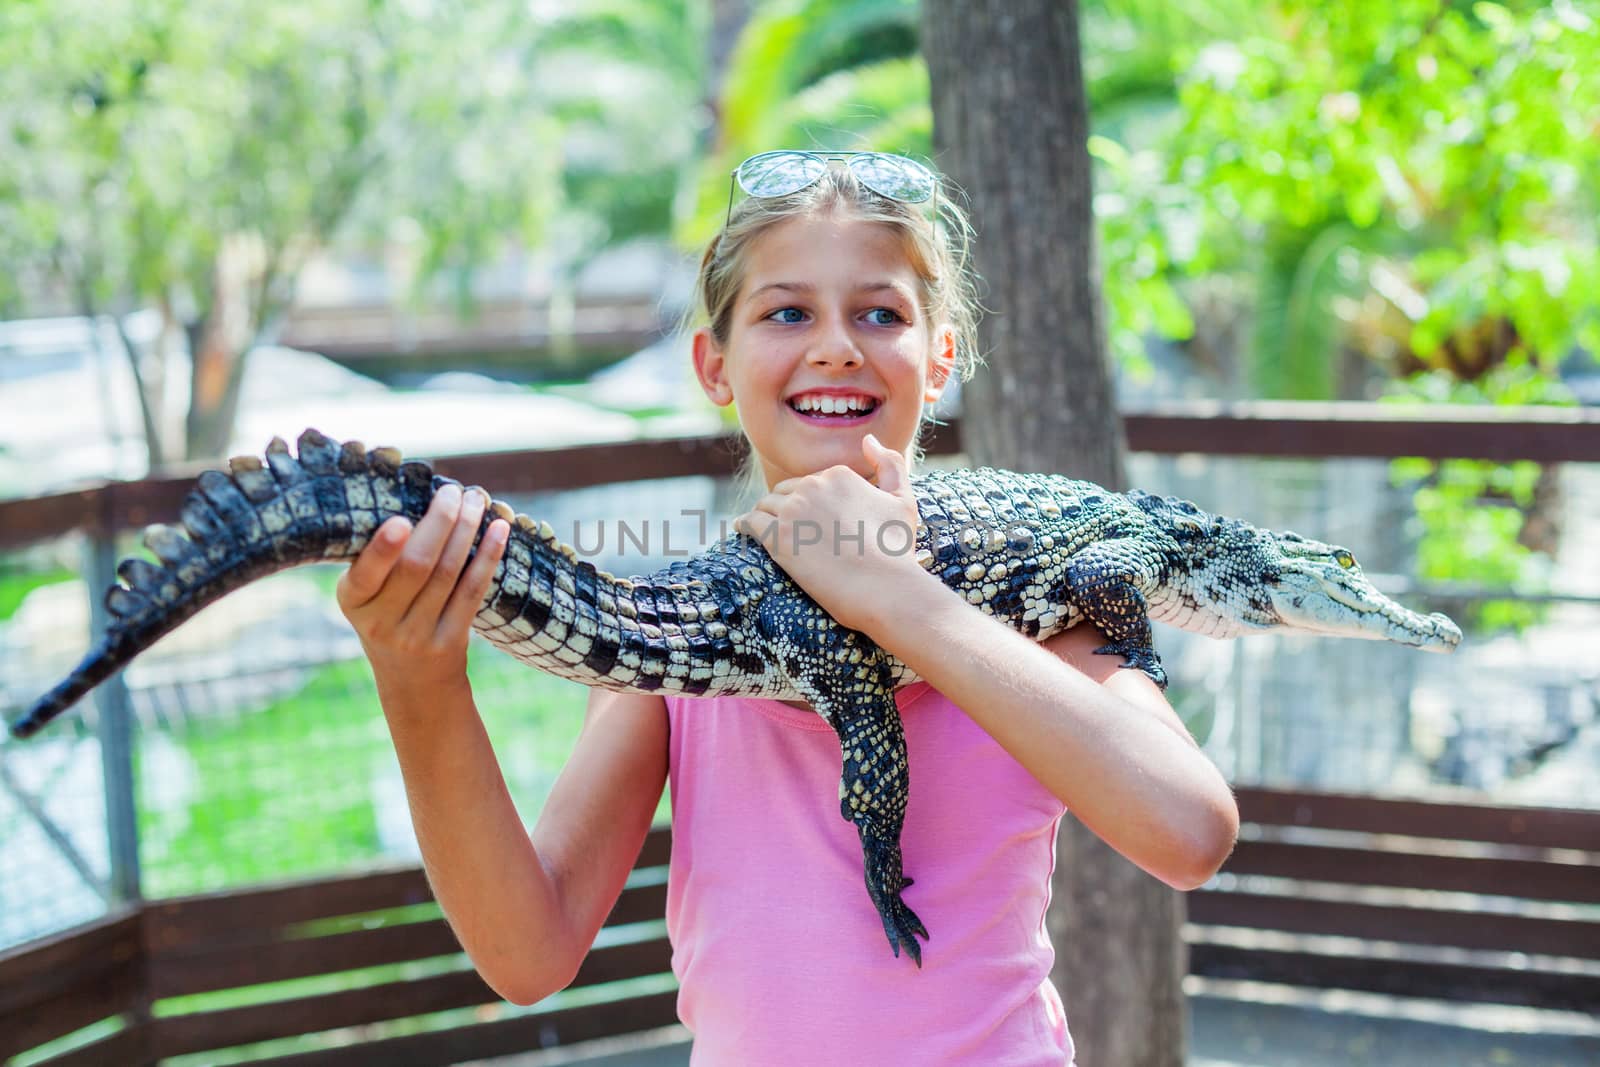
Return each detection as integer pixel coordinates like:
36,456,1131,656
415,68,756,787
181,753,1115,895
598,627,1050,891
787,394,880,420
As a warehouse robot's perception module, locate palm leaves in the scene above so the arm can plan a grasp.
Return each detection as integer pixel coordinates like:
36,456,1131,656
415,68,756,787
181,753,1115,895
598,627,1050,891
679,0,926,246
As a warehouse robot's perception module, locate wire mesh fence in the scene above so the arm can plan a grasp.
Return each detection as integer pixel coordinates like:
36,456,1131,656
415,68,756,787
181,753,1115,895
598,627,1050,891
1,455,1595,955
1127,452,1600,806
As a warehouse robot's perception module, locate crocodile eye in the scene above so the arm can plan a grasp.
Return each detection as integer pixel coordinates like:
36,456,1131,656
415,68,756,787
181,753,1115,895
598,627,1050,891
1333,550,1356,569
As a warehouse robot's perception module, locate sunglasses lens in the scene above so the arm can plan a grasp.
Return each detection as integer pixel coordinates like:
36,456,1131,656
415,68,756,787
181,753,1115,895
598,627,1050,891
737,151,829,199
851,154,936,203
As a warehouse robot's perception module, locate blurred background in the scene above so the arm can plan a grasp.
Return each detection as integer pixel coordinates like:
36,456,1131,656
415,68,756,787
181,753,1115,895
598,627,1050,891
0,1,1596,1064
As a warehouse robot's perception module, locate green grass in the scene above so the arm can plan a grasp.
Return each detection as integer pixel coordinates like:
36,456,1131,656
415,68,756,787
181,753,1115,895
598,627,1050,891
0,565,75,621
136,659,385,896
135,647,594,899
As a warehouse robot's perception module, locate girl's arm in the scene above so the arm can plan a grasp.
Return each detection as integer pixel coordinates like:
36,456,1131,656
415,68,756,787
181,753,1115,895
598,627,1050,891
338,488,668,1005
738,436,1238,891
861,580,1237,890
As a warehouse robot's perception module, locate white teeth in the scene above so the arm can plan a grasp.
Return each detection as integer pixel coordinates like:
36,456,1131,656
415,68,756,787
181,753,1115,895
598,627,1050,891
791,394,876,415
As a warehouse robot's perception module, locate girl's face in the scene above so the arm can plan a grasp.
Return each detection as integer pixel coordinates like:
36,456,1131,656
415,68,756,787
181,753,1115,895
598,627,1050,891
693,212,954,489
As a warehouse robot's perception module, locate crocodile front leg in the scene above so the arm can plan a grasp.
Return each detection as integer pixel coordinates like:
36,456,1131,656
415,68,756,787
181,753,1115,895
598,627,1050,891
1065,540,1169,689
759,592,929,965
827,665,928,965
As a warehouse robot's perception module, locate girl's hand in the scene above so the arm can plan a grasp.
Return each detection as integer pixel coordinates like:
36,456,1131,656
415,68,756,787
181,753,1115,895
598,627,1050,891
336,483,510,698
735,434,934,635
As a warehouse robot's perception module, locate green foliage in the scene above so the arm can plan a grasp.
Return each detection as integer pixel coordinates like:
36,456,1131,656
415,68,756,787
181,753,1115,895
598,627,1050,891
1163,0,1600,393
0,0,708,460
1392,456,1551,631
1381,364,1574,629
679,0,925,247
0,1,547,458
680,0,1240,377
1076,0,1593,626
717,0,920,148
521,0,708,278
1087,132,1197,378
0,566,74,623
1384,333,1581,626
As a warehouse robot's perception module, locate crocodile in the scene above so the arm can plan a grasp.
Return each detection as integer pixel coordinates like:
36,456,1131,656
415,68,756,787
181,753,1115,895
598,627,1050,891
8,428,1462,965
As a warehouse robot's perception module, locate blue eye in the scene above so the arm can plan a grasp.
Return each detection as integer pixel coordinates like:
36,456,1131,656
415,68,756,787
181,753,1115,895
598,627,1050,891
865,308,903,326
768,307,805,324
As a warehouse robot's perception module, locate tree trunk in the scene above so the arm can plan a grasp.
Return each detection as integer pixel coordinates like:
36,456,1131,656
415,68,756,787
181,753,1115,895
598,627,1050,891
185,236,262,460
921,3,1187,1065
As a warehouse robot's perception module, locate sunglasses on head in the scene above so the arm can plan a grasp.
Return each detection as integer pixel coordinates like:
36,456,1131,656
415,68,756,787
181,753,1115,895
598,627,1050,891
725,150,938,227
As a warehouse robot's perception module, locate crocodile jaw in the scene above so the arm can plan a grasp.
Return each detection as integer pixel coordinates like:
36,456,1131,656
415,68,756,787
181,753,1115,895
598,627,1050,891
1267,570,1462,651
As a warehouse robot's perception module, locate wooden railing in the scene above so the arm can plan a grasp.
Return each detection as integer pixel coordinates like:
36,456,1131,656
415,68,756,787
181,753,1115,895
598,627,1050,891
1,829,676,1066
5,792,1598,1065
3,401,1597,551
1193,788,1600,1013
278,295,669,361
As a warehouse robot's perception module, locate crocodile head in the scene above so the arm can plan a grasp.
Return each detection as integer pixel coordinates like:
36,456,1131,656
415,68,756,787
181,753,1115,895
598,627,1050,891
1259,531,1462,651
1131,491,1462,652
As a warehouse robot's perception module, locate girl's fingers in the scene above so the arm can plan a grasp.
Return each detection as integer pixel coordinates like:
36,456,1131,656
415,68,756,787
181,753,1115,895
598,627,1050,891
380,483,464,612
404,487,486,628
734,509,778,544
748,493,786,517
338,517,412,611
441,517,509,634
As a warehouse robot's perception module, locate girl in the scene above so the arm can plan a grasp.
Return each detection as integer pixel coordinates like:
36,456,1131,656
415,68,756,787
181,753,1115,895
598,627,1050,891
337,152,1238,1065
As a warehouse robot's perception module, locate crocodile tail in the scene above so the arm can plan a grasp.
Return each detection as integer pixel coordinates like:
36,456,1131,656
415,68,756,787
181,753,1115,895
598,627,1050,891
11,646,130,740
12,428,779,740
9,428,438,739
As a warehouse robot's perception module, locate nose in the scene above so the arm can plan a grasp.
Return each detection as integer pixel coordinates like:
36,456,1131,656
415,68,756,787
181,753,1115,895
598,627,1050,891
807,316,862,370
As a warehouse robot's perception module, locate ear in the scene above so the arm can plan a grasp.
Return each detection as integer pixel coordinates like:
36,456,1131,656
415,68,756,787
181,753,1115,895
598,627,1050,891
923,324,957,403
692,326,735,407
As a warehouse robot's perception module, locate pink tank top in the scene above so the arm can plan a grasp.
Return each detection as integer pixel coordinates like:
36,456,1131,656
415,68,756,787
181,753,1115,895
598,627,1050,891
663,682,1074,1066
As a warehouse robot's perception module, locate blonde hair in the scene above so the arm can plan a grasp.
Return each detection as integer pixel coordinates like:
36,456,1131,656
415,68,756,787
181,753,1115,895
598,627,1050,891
688,159,984,495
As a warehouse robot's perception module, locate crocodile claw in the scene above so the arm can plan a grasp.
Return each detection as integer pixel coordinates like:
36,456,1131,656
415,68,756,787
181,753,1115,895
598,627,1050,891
862,832,929,966
1096,642,1168,689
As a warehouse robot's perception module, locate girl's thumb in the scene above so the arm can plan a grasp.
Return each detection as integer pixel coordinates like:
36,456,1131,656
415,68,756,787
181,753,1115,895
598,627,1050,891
864,434,907,493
